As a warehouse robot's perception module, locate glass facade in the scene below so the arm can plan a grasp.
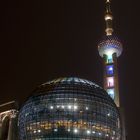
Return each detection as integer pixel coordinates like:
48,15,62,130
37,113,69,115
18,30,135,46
18,77,121,140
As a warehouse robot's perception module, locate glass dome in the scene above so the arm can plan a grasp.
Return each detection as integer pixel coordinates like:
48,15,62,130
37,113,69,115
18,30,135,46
18,77,121,140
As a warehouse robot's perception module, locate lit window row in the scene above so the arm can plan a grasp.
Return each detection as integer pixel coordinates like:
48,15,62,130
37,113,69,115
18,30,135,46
27,119,115,136
50,105,111,116
49,105,90,111
33,128,117,139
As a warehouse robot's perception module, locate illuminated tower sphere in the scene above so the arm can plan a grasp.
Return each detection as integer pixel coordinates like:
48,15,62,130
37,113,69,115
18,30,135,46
98,0,123,107
18,77,121,140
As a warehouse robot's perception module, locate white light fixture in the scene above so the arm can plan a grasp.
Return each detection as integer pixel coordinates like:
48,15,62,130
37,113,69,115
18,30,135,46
50,106,53,109
56,105,60,108
86,107,89,110
87,130,91,134
107,113,111,116
98,132,102,136
54,129,58,132
61,105,65,109
74,129,78,133
109,67,113,71
74,105,78,110
105,134,109,137
68,105,72,109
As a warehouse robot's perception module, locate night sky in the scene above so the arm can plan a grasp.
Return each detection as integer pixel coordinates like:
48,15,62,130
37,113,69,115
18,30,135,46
0,0,140,139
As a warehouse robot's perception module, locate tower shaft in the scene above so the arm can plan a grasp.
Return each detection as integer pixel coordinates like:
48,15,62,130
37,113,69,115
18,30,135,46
103,53,120,107
98,0,123,107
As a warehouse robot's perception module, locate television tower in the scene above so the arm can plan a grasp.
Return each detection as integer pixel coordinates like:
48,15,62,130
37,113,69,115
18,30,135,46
98,0,123,107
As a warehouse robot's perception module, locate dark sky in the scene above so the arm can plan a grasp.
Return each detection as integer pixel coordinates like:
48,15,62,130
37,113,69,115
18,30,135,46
0,0,140,139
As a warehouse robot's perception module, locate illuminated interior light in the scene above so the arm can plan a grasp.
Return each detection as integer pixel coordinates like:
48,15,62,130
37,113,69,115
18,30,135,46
54,128,57,132
33,130,36,133
50,106,54,109
74,105,78,110
37,130,41,133
106,65,114,75
25,113,29,117
61,105,65,109
98,132,102,136
107,53,113,63
109,67,113,71
86,107,89,110
56,105,60,108
107,77,114,87
108,54,112,59
74,129,78,133
87,130,91,134
107,113,111,116
68,128,70,132
92,131,95,134
105,134,109,137
68,105,72,109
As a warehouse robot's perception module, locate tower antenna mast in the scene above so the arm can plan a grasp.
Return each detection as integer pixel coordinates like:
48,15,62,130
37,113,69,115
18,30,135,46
105,0,114,35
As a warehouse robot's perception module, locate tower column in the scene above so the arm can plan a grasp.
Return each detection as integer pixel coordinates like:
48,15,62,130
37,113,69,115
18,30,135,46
113,53,120,107
98,1,126,139
98,0,123,107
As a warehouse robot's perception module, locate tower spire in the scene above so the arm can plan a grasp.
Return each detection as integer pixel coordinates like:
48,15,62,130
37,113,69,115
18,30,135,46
105,0,113,35
98,0,123,107
106,0,111,13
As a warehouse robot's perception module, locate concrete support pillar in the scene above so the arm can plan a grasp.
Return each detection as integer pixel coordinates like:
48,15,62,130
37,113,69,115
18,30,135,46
7,117,12,140
119,107,127,140
0,110,18,140
0,121,2,139
7,113,18,140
